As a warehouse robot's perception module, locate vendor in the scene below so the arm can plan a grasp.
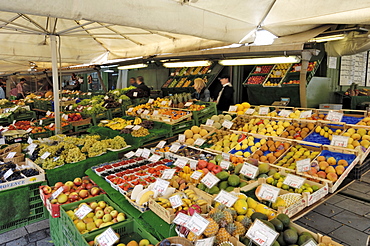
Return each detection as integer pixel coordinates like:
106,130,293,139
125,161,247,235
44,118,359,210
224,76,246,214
129,77,138,87
192,78,210,102
216,75,234,112
136,76,150,97
17,78,26,99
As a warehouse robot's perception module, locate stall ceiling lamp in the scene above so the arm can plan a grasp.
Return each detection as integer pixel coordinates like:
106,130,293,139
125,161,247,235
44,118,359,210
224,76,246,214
219,56,300,66
163,60,212,68
308,34,345,43
117,64,148,70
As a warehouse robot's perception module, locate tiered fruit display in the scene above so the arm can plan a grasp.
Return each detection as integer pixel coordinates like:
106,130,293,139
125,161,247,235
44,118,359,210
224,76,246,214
229,136,263,158
184,126,209,145
236,118,292,137
280,121,316,140
208,114,233,129
303,125,343,145
342,127,370,149
290,61,316,73
275,144,320,170
251,139,291,164
356,117,370,126
246,76,266,85
41,177,103,204
65,200,127,234
265,173,319,194
253,65,273,74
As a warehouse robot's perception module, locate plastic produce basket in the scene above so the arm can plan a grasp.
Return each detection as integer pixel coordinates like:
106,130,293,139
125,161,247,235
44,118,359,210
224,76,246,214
11,111,37,121
84,111,111,126
170,119,195,136
190,101,217,126
108,107,124,118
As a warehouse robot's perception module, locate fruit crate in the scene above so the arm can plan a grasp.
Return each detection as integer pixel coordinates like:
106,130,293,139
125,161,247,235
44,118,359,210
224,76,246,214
30,130,52,139
187,101,217,126
0,181,47,234
11,111,37,121
74,123,93,133
170,119,195,136
83,219,159,246
108,107,124,118
132,97,149,106
341,124,370,164
303,123,345,146
70,117,92,127
0,116,11,125
58,194,131,245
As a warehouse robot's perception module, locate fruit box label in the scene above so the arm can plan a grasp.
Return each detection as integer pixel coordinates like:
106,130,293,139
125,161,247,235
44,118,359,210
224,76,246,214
280,198,306,217
307,183,328,206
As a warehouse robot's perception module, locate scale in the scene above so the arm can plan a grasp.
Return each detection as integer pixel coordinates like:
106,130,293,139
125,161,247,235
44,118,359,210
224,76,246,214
271,97,290,106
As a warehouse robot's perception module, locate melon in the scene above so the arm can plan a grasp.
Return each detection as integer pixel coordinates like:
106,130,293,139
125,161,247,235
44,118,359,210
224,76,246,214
193,134,201,140
191,126,200,134
185,138,195,145
199,129,208,137
184,129,193,138
211,115,220,122
45,91,53,98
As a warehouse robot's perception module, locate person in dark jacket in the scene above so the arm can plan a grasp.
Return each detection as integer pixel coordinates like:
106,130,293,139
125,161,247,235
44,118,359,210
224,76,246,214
129,77,138,87
136,76,150,97
216,75,234,112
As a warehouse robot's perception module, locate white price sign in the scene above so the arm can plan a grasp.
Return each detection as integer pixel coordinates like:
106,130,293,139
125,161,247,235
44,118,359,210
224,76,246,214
118,99,122,103
214,190,238,207
169,194,183,208
300,110,312,119
148,98,154,104
152,110,159,116
246,219,279,246
296,158,311,173
74,204,93,219
6,152,16,159
62,114,68,120
169,144,181,153
46,110,51,116
26,128,33,133
134,148,143,157
189,160,198,170
228,106,237,112
142,110,150,115
141,148,151,158
194,138,205,146
178,134,186,143
49,123,54,128
190,171,203,180
283,174,306,189
153,178,170,194
173,212,191,226
245,108,255,115
50,187,64,200
125,125,134,129
96,227,119,246
205,119,214,126
156,141,166,148
301,238,318,246
174,158,188,168
257,184,280,203
201,172,220,189
185,213,210,236
133,92,138,97
39,120,43,125
148,154,161,163
124,151,135,158
195,237,215,246
326,111,343,122
127,108,134,112
132,125,141,131
240,163,259,179
222,152,230,161
259,107,269,115
12,120,16,125
161,169,176,180
220,160,231,170
330,135,349,148
222,120,233,129
161,100,167,105
184,102,193,107
3,169,13,180
279,110,292,117
40,151,51,159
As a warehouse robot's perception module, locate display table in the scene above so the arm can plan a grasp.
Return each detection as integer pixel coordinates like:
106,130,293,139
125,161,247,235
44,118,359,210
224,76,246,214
246,85,301,107
344,95,370,109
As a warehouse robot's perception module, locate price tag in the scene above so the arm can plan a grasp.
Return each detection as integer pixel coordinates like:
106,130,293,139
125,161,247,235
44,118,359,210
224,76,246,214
87,107,92,111
300,110,312,119
104,96,109,100
259,107,269,115
127,108,133,112
255,67,262,72
228,106,237,112
296,158,311,173
46,110,51,116
148,98,154,104
161,100,167,105
142,110,150,115
54,156,60,161
133,92,138,97
134,148,143,157
174,158,188,168
205,119,214,126
178,134,186,143
168,100,172,106
330,135,349,148
301,238,317,246
156,141,166,148
295,66,301,71
257,184,280,203
40,151,51,159
189,160,198,170
49,123,54,128
50,187,64,200
184,102,193,107
125,125,134,129
124,151,135,158
0,138,5,145
161,169,176,180
148,154,161,163
283,174,306,189
169,143,181,153
185,213,210,236
279,110,292,117
132,125,141,131
173,212,191,226
220,160,231,170
96,227,119,246
240,163,259,179
87,92,92,95
246,219,279,246
222,120,233,129
169,194,183,208
201,172,220,189
195,237,215,246
194,138,205,146
62,114,69,120
245,108,255,114
214,190,238,207
39,120,43,125
222,152,230,161
74,204,93,219
6,152,16,159
12,120,16,125
69,105,73,110
326,111,343,122
275,71,282,76
152,110,159,116
118,99,122,103
141,148,151,158
190,171,203,180
153,178,170,194
3,169,13,180
136,109,143,114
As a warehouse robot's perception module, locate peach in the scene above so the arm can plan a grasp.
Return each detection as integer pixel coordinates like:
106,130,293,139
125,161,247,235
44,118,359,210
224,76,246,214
319,161,329,170
327,172,338,182
325,166,336,173
308,167,318,175
317,171,327,179
335,165,345,175
78,189,89,198
338,159,348,167
317,156,326,162
327,157,337,166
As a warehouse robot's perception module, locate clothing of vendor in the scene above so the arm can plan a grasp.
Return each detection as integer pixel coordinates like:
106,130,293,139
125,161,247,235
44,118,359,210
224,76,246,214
129,77,138,87
136,76,150,97
191,78,210,102
17,78,26,99
216,75,234,112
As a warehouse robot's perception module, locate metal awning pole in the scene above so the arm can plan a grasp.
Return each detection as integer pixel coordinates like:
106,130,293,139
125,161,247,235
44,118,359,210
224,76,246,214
50,35,61,134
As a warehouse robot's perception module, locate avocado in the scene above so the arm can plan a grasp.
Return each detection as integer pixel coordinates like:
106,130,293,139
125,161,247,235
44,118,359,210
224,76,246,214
297,234,316,245
208,186,220,195
251,212,268,221
287,226,298,234
277,214,290,228
272,241,280,246
239,181,248,187
261,219,275,231
225,186,235,192
277,233,286,246
197,183,206,191
270,218,284,232
240,236,251,245
283,229,298,245
218,181,229,190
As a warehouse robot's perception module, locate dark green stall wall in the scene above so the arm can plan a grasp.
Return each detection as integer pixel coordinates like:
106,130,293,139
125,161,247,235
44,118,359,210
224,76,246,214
128,64,169,90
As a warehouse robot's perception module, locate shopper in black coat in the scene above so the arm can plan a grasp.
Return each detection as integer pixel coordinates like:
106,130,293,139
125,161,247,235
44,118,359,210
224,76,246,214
216,75,234,112
136,76,150,97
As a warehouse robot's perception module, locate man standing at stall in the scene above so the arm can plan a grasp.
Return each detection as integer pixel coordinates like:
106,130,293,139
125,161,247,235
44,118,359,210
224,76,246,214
129,77,138,87
17,78,26,99
136,76,150,97
216,75,234,113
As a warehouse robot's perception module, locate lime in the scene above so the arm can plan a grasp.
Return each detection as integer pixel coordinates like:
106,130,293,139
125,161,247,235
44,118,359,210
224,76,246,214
273,173,281,180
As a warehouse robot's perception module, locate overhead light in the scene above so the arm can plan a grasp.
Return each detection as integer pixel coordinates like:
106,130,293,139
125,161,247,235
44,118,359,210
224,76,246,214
219,56,300,66
101,65,118,68
163,60,212,68
103,69,114,73
308,34,345,43
118,64,148,70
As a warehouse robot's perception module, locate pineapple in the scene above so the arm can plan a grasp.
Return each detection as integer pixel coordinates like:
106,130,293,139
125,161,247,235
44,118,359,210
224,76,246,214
216,228,231,243
233,221,246,236
208,207,218,216
218,242,234,246
211,212,227,227
225,223,236,236
178,95,184,108
187,231,202,241
241,217,252,230
225,208,237,219
223,210,233,224
203,218,219,237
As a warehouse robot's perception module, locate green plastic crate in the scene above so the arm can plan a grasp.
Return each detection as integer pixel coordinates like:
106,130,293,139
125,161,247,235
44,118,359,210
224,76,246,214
170,119,195,136
30,130,52,139
132,97,149,106
108,107,124,118
74,123,93,132
49,216,62,246
59,194,131,245
84,219,159,246
191,101,217,126
11,111,37,121
83,111,111,126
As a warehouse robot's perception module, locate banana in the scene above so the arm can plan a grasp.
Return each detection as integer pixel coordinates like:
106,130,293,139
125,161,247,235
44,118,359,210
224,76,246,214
157,198,170,203
182,199,192,206
196,199,207,206
188,194,199,200
138,190,154,205
184,190,195,196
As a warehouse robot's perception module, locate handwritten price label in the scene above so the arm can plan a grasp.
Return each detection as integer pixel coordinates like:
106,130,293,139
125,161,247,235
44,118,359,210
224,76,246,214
169,194,183,208
283,174,306,189
96,227,119,246
205,119,214,126
259,107,269,115
134,148,143,157
195,237,215,246
132,125,141,131
220,160,231,170
178,134,186,143
74,204,93,219
194,138,205,146
300,110,312,119
148,154,161,163
3,169,13,180
228,106,237,112
124,151,135,158
190,171,203,180
296,158,311,173
185,102,193,107
257,184,280,203
189,160,198,170
142,110,150,115
185,213,210,236
133,92,138,97
222,152,230,161
40,151,51,159
6,152,16,159
240,163,259,179
141,148,151,158
330,135,349,148
246,219,279,246
222,120,233,129
214,190,238,207
161,169,176,180
156,141,166,148
153,178,170,194
326,111,343,122
125,125,134,129
127,108,134,112
169,143,181,153
245,108,255,115
148,98,154,104
50,187,64,200
174,158,188,168
279,110,292,117
201,172,220,189
173,212,191,226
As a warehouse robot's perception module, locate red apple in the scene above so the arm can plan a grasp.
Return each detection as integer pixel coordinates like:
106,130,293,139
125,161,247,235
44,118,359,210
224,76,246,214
42,185,52,194
68,192,79,202
82,177,90,184
86,183,93,190
104,206,113,214
62,185,70,193
65,181,74,188
79,189,89,198
207,162,215,170
54,182,64,189
212,165,222,174
73,177,82,186
197,160,208,169
90,187,100,196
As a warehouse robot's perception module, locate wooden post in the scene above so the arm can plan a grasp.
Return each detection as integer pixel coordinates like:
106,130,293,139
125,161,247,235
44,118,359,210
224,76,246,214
299,51,313,108
94,67,107,92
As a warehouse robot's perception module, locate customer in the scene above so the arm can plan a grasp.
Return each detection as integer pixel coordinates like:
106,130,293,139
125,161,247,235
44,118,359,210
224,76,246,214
0,85,5,99
192,78,210,102
17,78,26,99
216,75,234,112
136,76,150,97
129,77,138,87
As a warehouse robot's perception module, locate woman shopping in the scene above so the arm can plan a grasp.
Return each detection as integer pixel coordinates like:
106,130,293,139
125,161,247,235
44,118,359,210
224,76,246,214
192,78,210,102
